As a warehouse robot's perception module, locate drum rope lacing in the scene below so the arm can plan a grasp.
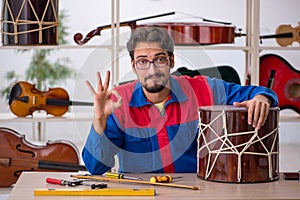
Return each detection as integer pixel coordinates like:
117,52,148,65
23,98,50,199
1,0,58,44
197,109,279,182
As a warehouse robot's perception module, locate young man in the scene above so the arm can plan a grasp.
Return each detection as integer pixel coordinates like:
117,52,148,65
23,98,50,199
83,26,278,174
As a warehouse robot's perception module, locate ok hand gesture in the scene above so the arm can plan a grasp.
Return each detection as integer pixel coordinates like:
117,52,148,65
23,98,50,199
85,71,122,133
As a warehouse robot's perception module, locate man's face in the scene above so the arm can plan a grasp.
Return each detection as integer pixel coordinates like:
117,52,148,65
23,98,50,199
132,42,174,93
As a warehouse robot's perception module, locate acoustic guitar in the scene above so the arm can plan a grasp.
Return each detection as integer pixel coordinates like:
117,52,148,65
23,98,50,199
259,54,300,114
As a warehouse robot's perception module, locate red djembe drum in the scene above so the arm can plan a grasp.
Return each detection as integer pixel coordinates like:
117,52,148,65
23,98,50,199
197,105,280,183
1,0,58,45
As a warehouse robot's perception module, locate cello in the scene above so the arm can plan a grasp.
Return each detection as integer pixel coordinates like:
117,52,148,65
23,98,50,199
0,127,86,187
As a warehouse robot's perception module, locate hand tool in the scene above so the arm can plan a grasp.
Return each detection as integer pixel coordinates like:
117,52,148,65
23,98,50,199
149,175,183,183
105,172,143,180
46,178,107,189
71,174,200,190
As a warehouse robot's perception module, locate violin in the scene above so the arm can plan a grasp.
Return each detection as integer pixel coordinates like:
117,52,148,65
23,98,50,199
74,12,175,45
74,12,241,46
139,21,238,45
0,127,86,187
262,22,300,47
9,81,93,117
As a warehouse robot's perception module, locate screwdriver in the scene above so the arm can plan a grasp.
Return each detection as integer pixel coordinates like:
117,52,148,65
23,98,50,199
149,175,182,183
105,172,143,181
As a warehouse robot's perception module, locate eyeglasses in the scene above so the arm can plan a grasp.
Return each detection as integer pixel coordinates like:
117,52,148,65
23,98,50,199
134,56,170,70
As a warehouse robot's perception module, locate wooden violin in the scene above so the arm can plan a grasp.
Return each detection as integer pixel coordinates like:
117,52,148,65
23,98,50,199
74,12,243,46
138,21,239,45
9,81,93,117
0,127,86,187
274,22,300,46
259,22,300,46
74,12,175,45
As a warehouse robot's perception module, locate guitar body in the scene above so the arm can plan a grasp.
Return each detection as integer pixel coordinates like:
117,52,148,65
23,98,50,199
259,54,300,114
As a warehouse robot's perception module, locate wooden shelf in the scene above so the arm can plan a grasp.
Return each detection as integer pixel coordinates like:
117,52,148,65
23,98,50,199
259,46,300,51
0,111,298,123
0,112,93,123
0,44,113,50
175,45,251,51
0,0,299,125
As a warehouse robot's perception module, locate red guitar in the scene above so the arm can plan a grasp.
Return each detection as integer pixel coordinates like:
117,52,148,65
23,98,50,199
259,54,300,114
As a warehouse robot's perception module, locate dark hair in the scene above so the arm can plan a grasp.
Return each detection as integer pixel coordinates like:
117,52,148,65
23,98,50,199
126,26,174,60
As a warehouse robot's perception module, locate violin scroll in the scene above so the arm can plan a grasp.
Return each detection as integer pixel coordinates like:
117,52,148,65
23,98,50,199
74,27,103,45
73,32,84,45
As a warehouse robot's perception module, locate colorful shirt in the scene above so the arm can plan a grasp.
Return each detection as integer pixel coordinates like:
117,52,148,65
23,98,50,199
82,75,278,174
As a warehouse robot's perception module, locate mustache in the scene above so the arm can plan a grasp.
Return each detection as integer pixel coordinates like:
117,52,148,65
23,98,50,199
144,72,165,81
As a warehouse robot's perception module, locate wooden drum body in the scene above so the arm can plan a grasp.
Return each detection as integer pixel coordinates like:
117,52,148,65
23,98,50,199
197,105,280,183
1,0,58,45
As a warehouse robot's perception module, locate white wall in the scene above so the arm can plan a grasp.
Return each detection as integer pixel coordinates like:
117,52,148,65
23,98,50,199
0,0,299,170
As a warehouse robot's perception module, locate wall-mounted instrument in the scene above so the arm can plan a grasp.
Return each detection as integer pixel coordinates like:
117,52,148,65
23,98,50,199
9,81,93,117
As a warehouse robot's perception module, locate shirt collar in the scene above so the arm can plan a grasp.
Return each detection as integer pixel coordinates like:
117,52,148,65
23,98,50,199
129,76,188,107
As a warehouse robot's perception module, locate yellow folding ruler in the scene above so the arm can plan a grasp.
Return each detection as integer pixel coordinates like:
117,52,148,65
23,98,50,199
34,188,156,196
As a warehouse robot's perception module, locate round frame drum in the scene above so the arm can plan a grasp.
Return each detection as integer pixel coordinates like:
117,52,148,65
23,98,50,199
197,105,280,183
1,0,58,45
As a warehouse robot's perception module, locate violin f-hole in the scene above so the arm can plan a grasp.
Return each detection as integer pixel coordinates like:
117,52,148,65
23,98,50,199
16,144,36,158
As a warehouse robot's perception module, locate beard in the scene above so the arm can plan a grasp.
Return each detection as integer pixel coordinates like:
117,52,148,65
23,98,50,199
145,83,165,93
143,72,169,93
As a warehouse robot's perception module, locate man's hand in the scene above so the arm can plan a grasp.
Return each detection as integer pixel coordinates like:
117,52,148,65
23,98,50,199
233,94,271,130
85,71,122,133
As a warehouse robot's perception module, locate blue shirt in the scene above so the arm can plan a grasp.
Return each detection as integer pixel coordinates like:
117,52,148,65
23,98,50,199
82,75,278,174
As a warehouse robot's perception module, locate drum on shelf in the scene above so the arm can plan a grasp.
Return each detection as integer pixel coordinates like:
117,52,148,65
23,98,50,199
1,0,58,45
197,105,280,183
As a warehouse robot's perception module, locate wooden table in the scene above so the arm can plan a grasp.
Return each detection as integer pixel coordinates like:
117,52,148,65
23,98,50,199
7,172,300,199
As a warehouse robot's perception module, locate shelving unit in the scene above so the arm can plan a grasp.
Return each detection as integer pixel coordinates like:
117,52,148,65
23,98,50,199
0,44,113,50
0,0,299,123
0,0,299,176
